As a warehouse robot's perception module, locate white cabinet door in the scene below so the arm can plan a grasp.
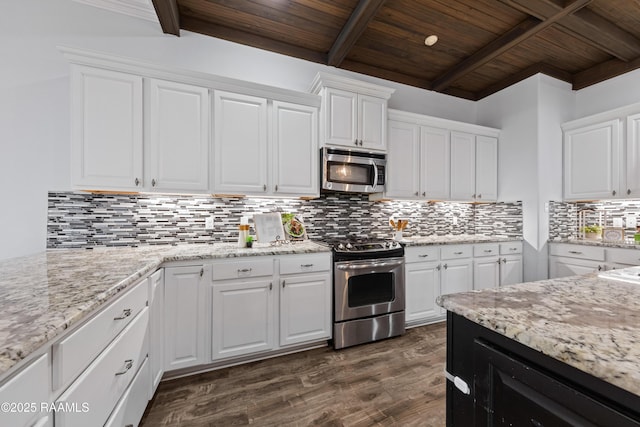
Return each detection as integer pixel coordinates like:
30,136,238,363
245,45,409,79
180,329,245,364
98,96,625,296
272,101,319,197
280,274,332,346
213,91,268,194
358,94,386,150
549,256,603,278
164,265,207,371
450,132,476,200
148,269,164,396
386,120,420,198
626,113,640,197
0,354,50,427
405,261,441,323
500,255,523,286
71,66,143,190
473,257,500,290
422,126,451,200
147,79,209,192
211,279,275,360
564,119,620,200
475,135,498,201
325,87,357,147
441,259,473,296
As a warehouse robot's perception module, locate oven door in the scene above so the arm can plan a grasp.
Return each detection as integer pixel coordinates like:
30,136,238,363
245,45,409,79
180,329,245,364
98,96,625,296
334,257,405,322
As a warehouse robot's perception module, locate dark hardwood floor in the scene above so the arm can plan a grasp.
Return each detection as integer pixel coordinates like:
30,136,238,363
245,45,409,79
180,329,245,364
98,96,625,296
141,322,447,426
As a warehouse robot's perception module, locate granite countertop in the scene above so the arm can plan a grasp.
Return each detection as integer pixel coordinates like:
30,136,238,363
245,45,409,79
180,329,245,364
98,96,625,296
550,237,640,250
0,241,329,379
437,273,640,396
400,234,522,246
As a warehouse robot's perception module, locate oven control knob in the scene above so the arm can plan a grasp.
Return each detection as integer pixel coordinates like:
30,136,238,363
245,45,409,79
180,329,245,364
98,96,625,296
346,243,353,250
338,243,345,250
391,242,398,248
385,242,391,248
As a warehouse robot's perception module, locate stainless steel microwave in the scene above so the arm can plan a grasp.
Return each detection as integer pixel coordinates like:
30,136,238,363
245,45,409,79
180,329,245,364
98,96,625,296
321,147,386,193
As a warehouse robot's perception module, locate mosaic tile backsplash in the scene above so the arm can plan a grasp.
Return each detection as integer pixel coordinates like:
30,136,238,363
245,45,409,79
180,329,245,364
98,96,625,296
549,200,640,240
47,192,523,248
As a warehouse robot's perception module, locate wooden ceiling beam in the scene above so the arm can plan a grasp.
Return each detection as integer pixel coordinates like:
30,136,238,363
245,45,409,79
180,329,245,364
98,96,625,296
573,56,640,90
327,0,386,67
180,16,327,64
501,0,640,61
151,0,180,36
432,0,593,92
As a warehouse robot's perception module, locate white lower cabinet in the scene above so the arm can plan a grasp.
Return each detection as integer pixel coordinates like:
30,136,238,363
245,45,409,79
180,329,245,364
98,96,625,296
55,308,149,427
405,260,441,324
104,357,150,427
473,242,523,289
148,269,164,396
549,256,604,278
211,278,275,360
473,257,500,290
0,354,51,427
164,265,208,371
280,272,332,347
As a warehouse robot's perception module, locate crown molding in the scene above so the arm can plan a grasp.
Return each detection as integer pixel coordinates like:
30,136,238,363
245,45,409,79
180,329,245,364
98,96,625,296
72,0,158,23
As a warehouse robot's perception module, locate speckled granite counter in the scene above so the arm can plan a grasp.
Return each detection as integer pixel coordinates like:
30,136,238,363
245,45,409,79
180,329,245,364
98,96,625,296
550,237,640,250
0,241,329,379
437,273,640,396
400,234,521,246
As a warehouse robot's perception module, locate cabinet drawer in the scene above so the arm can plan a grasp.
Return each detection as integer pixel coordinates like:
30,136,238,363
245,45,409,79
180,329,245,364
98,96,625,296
55,308,149,427
280,254,331,275
441,245,472,260
52,279,148,391
473,243,500,257
212,258,274,281
606,247,640,266
500,241,523,255
405,246,439,263
0,354,49,427
104,357,150,427
549,243,605,261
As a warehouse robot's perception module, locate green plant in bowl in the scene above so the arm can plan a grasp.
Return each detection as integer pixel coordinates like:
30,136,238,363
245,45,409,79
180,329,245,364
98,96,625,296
580,225,602,234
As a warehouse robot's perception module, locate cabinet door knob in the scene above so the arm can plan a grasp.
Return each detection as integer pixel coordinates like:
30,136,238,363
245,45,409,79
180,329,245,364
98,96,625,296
152,178,157,187
200,268,204,277
477,194,482,199
598,265,603,271
502,258,507,264
115,359,133,376
269,282,273,290
415,191,419,196
443,263,448,269
471,194,476,199
422,191,426,197
436,264,441,271
275,185,278,191
282,280,285,288
612,190,617,196
628,189,632,195
354,140,359,146
135,178,140,186
263,184,267,191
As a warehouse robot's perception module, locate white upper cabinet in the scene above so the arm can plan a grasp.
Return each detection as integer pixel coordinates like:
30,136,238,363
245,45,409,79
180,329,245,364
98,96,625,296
475,135,498,201
563,119,620,200
626,113,640,197
147,79,210,193
386,120,420,198
450,132,476,200
450,132,498,202
422,127,451,200
71,65,143,190
213,90,268,195
272,101,319,197
310,72,395,152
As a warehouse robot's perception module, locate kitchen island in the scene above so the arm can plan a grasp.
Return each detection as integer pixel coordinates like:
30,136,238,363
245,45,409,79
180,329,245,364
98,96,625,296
437,273,640,426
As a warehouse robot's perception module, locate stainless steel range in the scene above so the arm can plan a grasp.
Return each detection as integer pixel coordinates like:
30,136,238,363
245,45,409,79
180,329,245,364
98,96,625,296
327,238,406,349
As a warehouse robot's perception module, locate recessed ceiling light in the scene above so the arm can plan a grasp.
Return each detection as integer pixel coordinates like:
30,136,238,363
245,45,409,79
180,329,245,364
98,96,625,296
424,35,438,46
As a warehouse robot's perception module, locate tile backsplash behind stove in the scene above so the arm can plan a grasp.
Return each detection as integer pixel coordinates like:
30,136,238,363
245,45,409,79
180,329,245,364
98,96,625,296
47,192,522,249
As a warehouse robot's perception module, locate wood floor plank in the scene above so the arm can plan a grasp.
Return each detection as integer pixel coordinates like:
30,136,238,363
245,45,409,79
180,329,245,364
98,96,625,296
141,322,446,426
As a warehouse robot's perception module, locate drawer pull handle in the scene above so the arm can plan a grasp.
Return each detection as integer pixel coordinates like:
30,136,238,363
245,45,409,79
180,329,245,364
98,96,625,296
454,251,463,255
418,254,430,258
484,250,493,253
114,309,132,320
300,263,314,268
568,251,583,255
115,359,133,376
510,248,517,251
238,268,252,273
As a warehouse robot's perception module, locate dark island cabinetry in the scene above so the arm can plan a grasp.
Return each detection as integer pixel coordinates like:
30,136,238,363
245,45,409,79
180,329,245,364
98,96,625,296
446,312,640,426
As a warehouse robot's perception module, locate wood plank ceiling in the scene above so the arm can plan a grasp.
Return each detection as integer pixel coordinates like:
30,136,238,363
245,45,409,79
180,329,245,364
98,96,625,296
151,0,640,100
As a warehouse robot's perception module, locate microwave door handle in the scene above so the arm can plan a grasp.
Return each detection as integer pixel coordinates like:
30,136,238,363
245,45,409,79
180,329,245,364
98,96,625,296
372,162,379,189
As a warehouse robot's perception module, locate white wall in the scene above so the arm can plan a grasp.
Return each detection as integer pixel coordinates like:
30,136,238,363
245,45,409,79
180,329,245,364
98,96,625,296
575,68,640,118
1,0,476,260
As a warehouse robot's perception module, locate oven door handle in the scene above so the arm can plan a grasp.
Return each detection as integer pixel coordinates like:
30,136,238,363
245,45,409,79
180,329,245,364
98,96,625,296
336,260,404,270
